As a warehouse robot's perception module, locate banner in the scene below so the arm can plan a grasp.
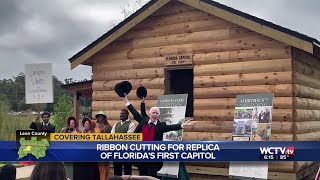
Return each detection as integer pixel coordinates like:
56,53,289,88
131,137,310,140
156,94,188,178
229,93,274,180
25,63,53,104
5,140,320,162
157,94,188,141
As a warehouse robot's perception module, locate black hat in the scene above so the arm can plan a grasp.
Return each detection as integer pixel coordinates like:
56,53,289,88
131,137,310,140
136,86,147,99
114,81,132,97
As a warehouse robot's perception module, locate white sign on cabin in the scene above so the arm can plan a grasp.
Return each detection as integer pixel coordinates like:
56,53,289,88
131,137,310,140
25,63,53,104
164,53,193,66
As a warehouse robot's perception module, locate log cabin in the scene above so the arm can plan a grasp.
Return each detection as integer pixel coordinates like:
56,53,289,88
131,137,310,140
67,0,320,179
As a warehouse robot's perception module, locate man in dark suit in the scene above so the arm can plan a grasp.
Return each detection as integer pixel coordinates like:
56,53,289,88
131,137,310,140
123,95,196,177
29,112,55,133
264,109,271,123
258,110,264,123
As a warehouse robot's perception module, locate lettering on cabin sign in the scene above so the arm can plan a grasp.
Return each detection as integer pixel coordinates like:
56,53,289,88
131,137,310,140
164,53,193,66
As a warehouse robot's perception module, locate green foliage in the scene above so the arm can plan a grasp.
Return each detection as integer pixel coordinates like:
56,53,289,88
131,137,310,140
0,95,10,136
0,94,10,114
53,94,73,132
0,114,34,141
0,94,12,140
45,76,67,112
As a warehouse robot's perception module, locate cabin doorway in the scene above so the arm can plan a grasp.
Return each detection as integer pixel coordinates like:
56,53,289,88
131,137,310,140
165,68,194,117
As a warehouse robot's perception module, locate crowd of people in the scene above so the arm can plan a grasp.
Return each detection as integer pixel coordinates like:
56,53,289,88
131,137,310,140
26,93,196,180
0,162,161,180
234,110,253,119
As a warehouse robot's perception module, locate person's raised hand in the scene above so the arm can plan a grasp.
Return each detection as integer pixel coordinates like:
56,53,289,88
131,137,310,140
141,97,146,103
33,115,40,123
122,93,130,104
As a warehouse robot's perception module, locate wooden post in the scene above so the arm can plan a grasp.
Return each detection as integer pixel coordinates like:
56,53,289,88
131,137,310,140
73,92,80,124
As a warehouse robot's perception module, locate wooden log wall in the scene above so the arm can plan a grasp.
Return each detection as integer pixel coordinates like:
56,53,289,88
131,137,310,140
292,48,320,174
90,2,301,179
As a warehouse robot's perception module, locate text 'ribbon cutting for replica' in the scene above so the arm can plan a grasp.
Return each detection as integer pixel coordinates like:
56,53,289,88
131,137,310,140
2,141,320,161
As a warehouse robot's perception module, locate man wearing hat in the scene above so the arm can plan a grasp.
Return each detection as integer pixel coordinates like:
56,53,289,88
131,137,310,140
111,109,136,176
122,95,196,177
95,111,112,180
95,111,112,133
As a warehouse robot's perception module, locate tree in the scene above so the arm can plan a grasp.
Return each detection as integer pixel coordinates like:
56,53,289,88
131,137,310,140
0,79,15,110
53,94,73,132
0,94,10,118
121,0,150,18
0,93,11,110
0,94,10,137
45,76,67,112
9,73,27,111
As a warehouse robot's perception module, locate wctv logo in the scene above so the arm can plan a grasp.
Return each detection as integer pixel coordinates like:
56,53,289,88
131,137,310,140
259,146,294,155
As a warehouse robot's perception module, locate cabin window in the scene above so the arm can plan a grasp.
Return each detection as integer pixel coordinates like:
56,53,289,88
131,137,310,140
165,68,194,117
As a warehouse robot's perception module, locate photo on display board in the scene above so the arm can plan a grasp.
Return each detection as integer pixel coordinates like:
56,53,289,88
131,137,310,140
232,119,252,136
234,108,254,120
251,123,271,141
254,107,272,123
159,107,184,141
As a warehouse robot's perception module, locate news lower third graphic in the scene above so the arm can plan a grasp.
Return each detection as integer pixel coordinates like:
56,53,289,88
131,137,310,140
16,130,50,159
1,133,319,162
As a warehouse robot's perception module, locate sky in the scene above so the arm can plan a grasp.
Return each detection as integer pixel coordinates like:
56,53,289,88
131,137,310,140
0,0,319,83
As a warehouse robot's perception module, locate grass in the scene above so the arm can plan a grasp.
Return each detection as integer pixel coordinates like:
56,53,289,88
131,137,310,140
0,114,35,141
0,112,58,140
0,114,39,169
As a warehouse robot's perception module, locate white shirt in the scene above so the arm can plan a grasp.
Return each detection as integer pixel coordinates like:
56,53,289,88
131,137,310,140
148,120,157,126
111,119,136,133
148,119,184,128
42,122,50,126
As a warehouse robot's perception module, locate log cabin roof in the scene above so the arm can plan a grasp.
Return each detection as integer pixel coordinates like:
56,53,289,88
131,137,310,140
61,80,93,88
61,80,93,97
68,0,320,69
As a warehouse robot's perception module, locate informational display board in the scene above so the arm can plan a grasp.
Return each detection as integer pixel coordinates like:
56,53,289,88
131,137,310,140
229,93,274,180
25,63,53,104
156,94,188,178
